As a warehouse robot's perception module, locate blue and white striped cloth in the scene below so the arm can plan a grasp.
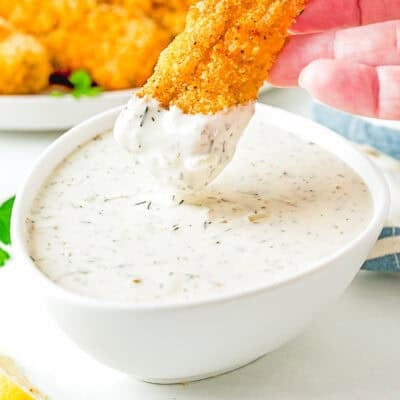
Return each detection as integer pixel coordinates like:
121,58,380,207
312,103,400,272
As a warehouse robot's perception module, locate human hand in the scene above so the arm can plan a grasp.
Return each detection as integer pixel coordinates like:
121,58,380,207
269,0,400,119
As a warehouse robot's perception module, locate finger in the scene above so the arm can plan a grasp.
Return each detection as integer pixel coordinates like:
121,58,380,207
291,0,400,34
268,31,334,86
269,20,400,87
299,59,400,120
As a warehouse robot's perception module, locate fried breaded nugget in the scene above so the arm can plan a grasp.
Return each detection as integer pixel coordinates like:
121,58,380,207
0,18,51,94
107,0,194,36
45,4,170,89
140,0,307,114
0,0,96,36
151,0,194,36
101,0,153,14
0,1,170,90
0,17,12,40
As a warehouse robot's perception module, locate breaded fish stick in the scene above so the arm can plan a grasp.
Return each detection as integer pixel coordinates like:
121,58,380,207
140,0,307,114
115,0,307,193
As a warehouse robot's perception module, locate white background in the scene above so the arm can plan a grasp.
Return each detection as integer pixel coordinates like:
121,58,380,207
0,88,399,399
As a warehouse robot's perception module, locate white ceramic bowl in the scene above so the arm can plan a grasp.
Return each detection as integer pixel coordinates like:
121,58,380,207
12,104,389,383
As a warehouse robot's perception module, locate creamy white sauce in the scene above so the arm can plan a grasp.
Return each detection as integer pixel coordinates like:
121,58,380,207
114,96,254,193
27,118,372,304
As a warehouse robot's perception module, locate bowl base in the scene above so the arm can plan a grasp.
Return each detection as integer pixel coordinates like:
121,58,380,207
139,354,265,385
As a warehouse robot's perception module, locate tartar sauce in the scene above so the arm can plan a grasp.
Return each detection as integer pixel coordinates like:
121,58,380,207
114,96,254,193
27,117,372,304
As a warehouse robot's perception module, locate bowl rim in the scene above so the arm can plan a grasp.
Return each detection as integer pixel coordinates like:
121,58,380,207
11,103,390,311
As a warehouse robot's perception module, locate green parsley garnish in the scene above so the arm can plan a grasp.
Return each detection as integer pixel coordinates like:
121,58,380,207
50,90,65,97
0,247,10,267
0,196,15,245
69,69,102,98
0,196,15,267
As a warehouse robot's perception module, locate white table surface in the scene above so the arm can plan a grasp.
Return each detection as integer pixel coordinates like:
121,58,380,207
0,88,399,399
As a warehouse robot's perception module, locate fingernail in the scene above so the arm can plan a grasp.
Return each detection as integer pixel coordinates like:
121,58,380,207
298,68,310,89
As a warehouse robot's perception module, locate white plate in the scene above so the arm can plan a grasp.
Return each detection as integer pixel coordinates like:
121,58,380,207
0,90,133,132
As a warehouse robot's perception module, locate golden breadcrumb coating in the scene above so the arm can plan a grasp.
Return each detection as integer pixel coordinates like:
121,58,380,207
0,0,192,92
0,0,96,36
0,17,13,40
0,18,51,94
151,1,192,37
44,4,170,89
150,0,196,36
106,0,195,36
140,0,307,114
101,0,152,14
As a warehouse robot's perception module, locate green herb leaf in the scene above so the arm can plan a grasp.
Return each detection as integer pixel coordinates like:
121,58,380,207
50,90,65,97
69,69,92,89
69,70,102,98
71,86,102,99
0,247,10,268
0,196,15,246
